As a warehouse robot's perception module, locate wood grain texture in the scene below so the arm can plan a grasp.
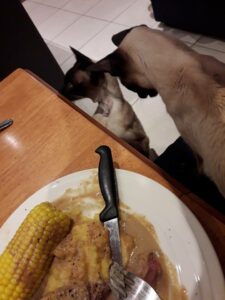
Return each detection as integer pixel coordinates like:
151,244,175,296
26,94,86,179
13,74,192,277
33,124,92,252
0,69,224,275
0,69,180,225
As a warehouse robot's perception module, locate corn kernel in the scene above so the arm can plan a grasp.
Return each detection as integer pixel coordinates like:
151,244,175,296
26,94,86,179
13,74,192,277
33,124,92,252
0,202,71,300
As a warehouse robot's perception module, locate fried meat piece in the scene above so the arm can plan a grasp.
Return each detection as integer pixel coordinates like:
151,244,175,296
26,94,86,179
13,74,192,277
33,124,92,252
41,282,110,300
144,252,162,287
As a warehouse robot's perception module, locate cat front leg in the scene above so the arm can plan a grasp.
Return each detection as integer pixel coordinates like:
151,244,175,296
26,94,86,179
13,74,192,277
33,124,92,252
93,113,108,127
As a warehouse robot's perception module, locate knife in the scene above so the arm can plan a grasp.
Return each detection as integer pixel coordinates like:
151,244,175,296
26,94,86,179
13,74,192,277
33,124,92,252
95,145,122,266
0,119,13,132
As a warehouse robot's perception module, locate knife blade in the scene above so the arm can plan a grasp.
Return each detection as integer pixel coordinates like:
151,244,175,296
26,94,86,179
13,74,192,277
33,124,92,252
95,145,122,266
0,119,13,132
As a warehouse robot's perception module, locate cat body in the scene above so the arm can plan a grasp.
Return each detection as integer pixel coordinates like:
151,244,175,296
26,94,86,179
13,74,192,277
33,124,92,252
88,26,225,198
62,48,157,160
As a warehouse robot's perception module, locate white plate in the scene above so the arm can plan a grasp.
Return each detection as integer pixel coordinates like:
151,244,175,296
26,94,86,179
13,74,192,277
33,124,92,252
0,169,224,300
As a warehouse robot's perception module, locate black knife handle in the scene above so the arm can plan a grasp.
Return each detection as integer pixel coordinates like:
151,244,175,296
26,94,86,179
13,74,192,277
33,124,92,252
96,145,119,222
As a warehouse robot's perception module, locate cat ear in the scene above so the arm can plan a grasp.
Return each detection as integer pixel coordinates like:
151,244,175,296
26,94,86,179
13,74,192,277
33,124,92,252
112,25,147,46
70,47,93,65
112,28,133,46
87,51,122,76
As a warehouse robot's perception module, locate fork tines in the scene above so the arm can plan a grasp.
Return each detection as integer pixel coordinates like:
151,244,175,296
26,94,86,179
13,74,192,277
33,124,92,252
109,262,127,299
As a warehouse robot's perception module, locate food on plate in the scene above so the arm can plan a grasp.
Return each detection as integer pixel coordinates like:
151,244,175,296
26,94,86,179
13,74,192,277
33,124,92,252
35,213,135,300
34,174,188,300
0,203,71,300
0,173,188,300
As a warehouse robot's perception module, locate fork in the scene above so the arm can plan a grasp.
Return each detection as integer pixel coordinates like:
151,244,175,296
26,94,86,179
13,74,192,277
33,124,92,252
110,262,162,300
96,145,162,300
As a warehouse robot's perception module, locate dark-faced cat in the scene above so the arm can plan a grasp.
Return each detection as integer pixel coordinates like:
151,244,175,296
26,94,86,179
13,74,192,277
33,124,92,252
87,25,225,198
62,47,157,160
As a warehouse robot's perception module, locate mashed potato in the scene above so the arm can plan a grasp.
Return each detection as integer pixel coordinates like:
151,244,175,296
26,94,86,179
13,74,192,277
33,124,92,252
33,172,187,300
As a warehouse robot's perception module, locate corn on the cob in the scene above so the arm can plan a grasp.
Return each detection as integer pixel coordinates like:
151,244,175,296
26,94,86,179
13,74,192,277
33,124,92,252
0,202,71,300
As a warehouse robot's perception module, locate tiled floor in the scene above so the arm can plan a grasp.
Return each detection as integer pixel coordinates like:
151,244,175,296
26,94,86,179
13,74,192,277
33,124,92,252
23,0,225,155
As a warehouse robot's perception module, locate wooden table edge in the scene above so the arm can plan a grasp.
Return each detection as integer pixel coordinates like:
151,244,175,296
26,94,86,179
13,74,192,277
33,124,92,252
2,69,224,276
23,68,225,218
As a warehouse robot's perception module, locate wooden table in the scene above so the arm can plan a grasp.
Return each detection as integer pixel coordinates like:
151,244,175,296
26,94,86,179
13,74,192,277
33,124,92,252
0,69,224,275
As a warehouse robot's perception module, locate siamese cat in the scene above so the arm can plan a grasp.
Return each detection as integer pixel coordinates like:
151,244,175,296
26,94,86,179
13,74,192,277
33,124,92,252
62,47,157,160
88,25,225,199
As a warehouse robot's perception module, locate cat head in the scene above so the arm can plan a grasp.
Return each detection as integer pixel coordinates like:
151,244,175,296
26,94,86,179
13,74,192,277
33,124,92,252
62,47,105,101
87,26,158,98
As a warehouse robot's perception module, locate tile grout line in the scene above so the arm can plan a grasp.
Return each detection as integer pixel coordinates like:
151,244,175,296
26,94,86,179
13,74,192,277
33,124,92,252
110,0,137,23
52,18,110,52
23,4,61,29
191,36,202,48
26,0,70,9
26,1,225,54
49,0,128,51
110,20,130,27
80,0,137,24
49,14,225,55
35,8,62,27
58,23,114,69
27,1,225,71
75,22,112,51
39,13,84,42
45,5,120,45
51,14,84,42
59,55,73,72
46,41,73,66
59,54,73,67
47,17,82,41
60,7,126,24
131,97,140,107
77,0,103,15
26,0,135,20
55,0,103,18
58,12,134,71
72,0,138,52
47,39,72,52
24,1,86,32
192,43,225,54
26,0,156,51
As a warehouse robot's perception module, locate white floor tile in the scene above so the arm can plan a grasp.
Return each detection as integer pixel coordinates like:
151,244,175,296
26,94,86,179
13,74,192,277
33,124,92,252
23,2,57,26
133,96,179,155
25,0,225,158
155,23,200,45
80,23,127,61
72,98,98,116
119,82,139,105
86,0,135,21
54,16,108,49
47,42,72,65
147,118,180,155
114,0,158,28
63,0,101,14
197,36,225,53
60,55,75,73
23,1,35,11
38,10,80,40
26,0,43,3
39,0,70,8
192,45,225,64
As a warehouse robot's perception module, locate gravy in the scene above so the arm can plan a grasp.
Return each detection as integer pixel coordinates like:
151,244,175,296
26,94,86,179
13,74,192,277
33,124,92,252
39,172,187,300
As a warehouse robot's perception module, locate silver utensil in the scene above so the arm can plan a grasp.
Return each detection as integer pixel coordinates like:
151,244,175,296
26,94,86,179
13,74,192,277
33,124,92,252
0,119,13,132
110,262,162,300
95,145,122,265
96,145,161,300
